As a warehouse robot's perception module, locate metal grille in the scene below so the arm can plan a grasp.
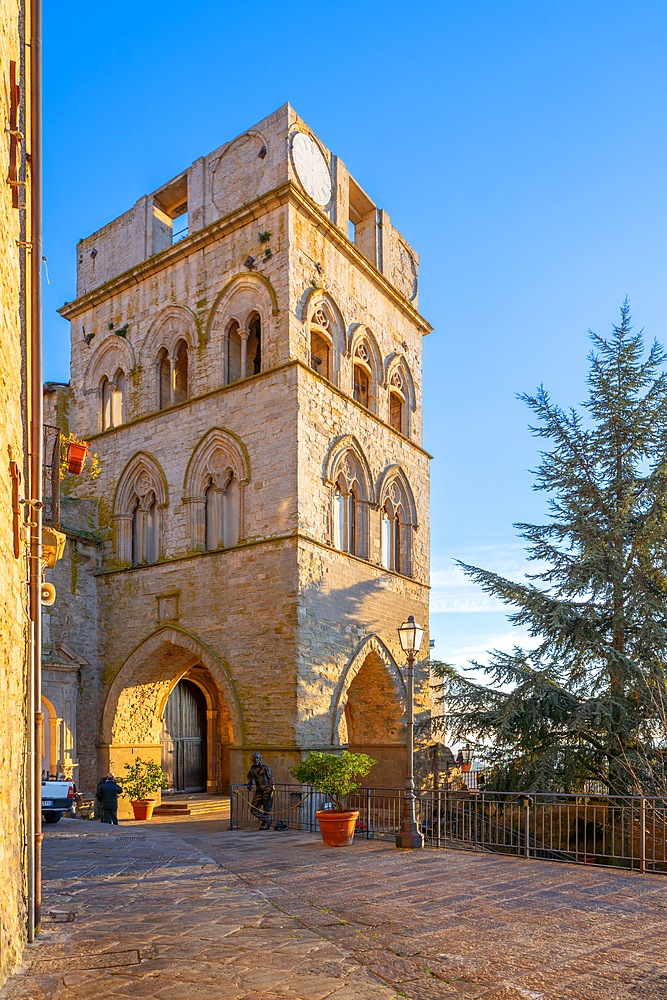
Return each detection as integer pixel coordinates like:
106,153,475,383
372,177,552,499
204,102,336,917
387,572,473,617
230,783,667,874
43,424,61,527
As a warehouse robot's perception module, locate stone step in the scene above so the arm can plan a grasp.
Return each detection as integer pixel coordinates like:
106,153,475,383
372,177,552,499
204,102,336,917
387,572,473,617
153,797,229,817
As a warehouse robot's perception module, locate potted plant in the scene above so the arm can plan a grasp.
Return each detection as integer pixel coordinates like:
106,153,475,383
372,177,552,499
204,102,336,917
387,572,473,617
60,432,101,479
122,756,169,820
290,751,376,847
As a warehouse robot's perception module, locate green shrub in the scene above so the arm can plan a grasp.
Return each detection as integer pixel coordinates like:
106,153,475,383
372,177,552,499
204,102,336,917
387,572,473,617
290,751,376,811
121,757,169,801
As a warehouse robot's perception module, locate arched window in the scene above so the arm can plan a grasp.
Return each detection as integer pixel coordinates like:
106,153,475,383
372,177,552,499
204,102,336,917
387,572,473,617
389,370,407,435
204,472,240,550
310,307,332,381
173,339,188,404
378,471,416,577
158,348,171,410
101,376,113,430
227,321,242,384
184,430,247,553
247,312,261,376
333,482,356,554
353,340,374,410
112,368,126,427
326,439,373,561
114,456,167,567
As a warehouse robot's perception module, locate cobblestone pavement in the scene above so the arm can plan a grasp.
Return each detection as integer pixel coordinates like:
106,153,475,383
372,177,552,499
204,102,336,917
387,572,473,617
2,816,667,1000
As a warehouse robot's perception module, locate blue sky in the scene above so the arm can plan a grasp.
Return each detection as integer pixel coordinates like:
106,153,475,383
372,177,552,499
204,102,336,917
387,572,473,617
43,2,667,671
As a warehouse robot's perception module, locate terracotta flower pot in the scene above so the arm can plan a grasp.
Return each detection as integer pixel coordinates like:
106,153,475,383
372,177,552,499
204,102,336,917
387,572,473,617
66,441,87,475
130,799,156,821
315,809,359,847
461,762,472,773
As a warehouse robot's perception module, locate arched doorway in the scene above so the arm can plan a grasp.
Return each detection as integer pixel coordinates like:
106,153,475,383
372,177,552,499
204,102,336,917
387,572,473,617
161,679,207,792
100,627,244,815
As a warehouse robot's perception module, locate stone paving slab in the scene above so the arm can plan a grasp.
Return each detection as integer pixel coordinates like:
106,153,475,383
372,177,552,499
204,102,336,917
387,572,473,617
2,817,667,998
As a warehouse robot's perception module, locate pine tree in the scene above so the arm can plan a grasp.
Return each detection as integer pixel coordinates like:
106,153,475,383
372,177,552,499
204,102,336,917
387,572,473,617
432,302,667,794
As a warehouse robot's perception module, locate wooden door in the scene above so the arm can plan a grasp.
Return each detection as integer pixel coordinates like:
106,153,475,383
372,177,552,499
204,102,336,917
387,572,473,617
161,679,207,792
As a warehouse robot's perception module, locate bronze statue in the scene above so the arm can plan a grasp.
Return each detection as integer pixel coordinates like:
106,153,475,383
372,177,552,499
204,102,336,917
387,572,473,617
247,751,274,829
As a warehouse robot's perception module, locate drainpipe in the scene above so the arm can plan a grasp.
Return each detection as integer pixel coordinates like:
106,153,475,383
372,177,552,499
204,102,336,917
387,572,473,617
26,0,43,942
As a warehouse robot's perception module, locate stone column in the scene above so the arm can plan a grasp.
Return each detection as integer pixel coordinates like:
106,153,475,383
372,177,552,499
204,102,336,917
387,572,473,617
206,708,217,792
114,513,134,566
169,357,177,405
239,328,249,380
186,497,207,552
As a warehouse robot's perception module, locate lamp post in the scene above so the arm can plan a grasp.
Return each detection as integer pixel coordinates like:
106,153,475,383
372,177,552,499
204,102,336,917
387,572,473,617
396,615,424,849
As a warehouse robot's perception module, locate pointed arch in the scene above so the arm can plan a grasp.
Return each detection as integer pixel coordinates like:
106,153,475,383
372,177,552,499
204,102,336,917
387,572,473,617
323,434,374,502
183,428,250,551
324,435,374,559
113,452,168,566
384,353,416,438
377,465,417,577
83,336,136,393
331,634,405,745
139,305,199,367
84,337,135,430
102,625,246,746
349,324,382,414
300,288,346,387
138,306,198,411
377,465,417,525
206,272,279,333
206,272,277,384
348,323,382,372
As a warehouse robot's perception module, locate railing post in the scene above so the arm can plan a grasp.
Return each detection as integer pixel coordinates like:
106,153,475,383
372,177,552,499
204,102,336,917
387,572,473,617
437,788,442,849
640,796,646,874
366,787,371,839
229,785,234,830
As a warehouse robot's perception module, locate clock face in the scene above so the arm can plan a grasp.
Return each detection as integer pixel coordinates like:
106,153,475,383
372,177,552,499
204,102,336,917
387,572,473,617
291,132,332,207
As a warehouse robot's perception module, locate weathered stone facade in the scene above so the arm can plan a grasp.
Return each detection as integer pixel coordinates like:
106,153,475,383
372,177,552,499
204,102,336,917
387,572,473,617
0,0,28,982
50,105,432,815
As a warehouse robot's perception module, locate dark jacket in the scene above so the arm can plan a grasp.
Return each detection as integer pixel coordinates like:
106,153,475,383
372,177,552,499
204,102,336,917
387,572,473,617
246,763,274,792
96,779,122,810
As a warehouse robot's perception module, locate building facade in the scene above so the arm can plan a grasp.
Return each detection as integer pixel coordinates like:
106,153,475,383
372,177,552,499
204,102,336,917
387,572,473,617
0,0,30,981
49,105,432,815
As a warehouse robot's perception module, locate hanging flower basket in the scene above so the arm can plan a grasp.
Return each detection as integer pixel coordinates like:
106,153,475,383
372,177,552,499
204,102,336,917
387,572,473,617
66,441,87,474
60,433,101,480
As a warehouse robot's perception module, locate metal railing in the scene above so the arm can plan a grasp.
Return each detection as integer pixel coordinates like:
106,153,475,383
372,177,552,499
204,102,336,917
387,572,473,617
230,783,667,874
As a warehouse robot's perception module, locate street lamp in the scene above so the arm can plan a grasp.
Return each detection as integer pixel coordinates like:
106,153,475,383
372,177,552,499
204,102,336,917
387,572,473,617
396,615,424,849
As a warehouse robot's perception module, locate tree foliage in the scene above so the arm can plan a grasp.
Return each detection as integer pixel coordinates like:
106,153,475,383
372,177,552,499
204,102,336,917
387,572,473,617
432,303,667,794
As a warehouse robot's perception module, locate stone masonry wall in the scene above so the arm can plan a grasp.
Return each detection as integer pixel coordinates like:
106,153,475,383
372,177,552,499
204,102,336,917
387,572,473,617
52,107,432,806
0,0,28,983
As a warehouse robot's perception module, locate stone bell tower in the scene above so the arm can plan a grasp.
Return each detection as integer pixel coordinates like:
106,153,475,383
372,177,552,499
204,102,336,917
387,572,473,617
51,104,432,812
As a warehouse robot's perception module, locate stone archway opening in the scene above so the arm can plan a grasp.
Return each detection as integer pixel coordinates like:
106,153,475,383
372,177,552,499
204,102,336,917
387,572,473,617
100,628,243,814
340,650,406,788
